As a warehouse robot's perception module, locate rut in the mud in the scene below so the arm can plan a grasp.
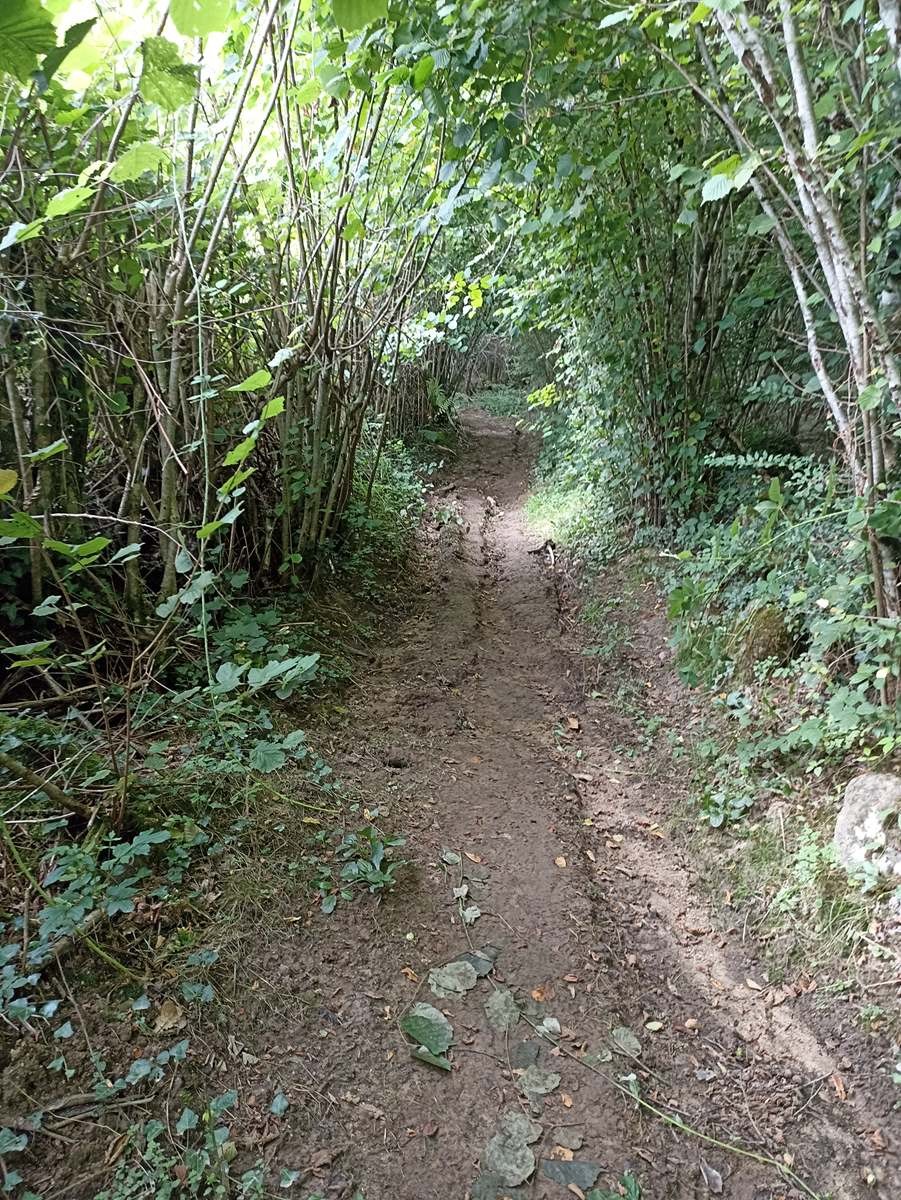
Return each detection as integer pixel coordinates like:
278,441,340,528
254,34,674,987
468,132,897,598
245,411,896,1200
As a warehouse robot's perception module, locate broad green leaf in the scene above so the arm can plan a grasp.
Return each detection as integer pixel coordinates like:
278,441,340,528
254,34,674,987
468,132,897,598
1,218,47,250
747,213,775,235
0,469,17,496
222,436,257,467
108,543,142,564
293,79,320,106
45,186,94,217
413,54,435,89
411,1046,451,1070
0,511,43,539
1,640,53,656
261,395,285,419
213,661,247,693
701,173,732,203
858,379,885,411
175,1108,199,1135
26,438,67,460
140,37,198,112
249,741,286,772
217,465,255,498
178,569,214,605
196,518,224,539
400,1002,454,1053
32,594,61,616
109,143,169,183
73,535,111,557
598,9,631,29
36,16,95,88
0,0,56,82
332,0,387,31
170,0,232,37
610,1025,642,1057
227,369,271,393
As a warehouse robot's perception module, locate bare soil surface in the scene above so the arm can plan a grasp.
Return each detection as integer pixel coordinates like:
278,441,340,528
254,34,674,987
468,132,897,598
234,411,898,1199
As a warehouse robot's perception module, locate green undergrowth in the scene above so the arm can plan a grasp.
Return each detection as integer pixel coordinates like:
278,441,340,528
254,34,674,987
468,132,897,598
458,382,530,418
0,434,434,1199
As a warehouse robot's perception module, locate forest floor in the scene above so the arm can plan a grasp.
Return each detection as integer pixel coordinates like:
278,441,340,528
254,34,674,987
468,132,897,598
225,409,898,1200
10,410,899,1200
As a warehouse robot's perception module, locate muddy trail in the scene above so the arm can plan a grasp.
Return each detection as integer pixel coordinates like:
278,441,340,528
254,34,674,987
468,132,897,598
244,410,897,1200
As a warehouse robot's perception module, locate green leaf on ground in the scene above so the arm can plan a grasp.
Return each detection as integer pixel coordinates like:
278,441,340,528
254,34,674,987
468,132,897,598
483,1130,535,1186
411,1046,452,1070
499,1111,542,1144
485,987,520,1032
176,1108,198,1134
428,960,478,998
541,1160,602,1190
400,1002,453,1054
610,1025,642,1057
453,945,498,977
518,1065,560,1098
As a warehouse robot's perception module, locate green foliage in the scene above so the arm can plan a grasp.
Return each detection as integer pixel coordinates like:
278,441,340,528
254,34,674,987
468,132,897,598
332,0,387,31
340,426,429,591
462,384,528,418
139,37,198,110
667,454,900,759
0,0,55,82
95,1101,265,1200
316,822,407,913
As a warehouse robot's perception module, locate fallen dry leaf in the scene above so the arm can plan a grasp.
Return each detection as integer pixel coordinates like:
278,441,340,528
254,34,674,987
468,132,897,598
699,1158,723,1194
551,1146,574,1161
585,850,596,863
531,983,556,1002
745,977,764,991
560,1092,573,1108
566,716,580,730
464,851,483,864
566,1185,585,1199
309,1149,337,1172
104,1131,129,1167
830,1073,847,1101
401,966,419,983
868,1128,887,1151
554,856,567,868
153,998,185,1034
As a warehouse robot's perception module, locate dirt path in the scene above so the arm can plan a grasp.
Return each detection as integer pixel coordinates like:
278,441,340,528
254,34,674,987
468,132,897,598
247,411,897,1200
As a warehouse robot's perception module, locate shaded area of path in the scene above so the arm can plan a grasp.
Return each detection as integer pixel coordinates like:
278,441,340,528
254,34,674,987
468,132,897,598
247,410,896,1199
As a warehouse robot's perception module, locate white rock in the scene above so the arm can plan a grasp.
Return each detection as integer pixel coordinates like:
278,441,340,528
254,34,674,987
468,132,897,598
833,773,901,878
